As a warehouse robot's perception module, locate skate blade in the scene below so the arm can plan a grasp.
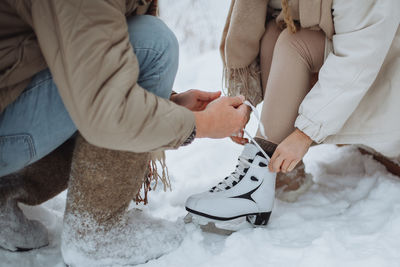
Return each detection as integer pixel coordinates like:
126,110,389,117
184,213,253,235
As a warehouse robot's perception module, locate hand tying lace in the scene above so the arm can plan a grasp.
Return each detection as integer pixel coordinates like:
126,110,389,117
208,97,272,193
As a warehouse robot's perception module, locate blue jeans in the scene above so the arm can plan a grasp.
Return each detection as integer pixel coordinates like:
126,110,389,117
0,15,179,177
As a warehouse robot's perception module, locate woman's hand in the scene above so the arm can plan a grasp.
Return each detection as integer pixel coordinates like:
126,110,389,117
269,129,313,173
170,89,221,111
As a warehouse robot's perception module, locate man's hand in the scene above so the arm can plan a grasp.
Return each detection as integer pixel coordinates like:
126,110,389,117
269,129,313,173
194,96,249,139
170,89,221,111
230,105,251,145
231,129,249,145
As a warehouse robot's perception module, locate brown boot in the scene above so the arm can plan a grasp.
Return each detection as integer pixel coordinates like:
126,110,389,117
61,135,184,267
275,161,313,202
254,137,313,202
0,137,75,251
357,146,400,177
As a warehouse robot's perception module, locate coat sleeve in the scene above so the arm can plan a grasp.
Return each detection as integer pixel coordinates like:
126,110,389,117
295,0,400,143
30,0,195,152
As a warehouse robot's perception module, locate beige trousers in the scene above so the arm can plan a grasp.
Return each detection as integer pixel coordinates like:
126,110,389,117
256,21,326,144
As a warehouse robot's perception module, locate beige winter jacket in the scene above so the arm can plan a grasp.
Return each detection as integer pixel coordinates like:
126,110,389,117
0,0,195,153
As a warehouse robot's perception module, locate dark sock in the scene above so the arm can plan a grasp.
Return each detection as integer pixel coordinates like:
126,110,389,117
253,137,277,158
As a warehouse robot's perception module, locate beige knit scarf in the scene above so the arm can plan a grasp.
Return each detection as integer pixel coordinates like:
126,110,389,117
220,0,269,106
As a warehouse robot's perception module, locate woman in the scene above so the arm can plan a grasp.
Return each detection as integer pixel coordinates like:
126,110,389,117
186,0,400,226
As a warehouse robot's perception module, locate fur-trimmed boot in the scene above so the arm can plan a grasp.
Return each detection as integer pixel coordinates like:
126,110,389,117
275,161,313,202
254,138,313,202
0,137,75,251
357,146,400,177
61,135,184,267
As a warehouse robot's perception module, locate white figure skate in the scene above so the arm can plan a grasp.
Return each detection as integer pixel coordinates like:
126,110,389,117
185,143,276,228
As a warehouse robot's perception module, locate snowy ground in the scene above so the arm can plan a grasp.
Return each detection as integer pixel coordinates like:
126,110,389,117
2,1,400,267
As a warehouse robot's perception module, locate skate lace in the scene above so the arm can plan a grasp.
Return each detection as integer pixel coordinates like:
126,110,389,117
213,155,252,192
211,99,271,192
242,100,270,160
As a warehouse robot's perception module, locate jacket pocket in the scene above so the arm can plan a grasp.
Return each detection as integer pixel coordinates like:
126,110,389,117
0,134,35,176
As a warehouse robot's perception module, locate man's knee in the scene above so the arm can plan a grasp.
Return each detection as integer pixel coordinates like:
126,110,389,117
127,15,179,98
127,15,179,66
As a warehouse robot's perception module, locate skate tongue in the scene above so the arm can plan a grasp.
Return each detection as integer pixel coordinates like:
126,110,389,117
240,143,260,160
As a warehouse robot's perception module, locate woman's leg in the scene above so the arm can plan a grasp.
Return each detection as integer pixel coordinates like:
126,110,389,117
257,28,326,143
257,27,325,199
259,20,283,95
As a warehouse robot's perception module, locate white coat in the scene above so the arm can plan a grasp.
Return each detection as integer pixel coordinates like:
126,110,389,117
295,0,400,158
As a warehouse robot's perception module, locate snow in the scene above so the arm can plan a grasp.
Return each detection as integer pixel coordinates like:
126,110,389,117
2,1,400,266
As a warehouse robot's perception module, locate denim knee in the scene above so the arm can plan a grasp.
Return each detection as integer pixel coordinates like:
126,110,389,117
128,15,179,58
0,69,77,177
127,15,179,99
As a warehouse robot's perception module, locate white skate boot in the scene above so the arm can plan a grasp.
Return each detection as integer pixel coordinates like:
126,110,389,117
185,143,276,227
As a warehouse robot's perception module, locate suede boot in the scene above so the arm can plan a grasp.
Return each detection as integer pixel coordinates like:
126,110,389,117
61,135,184,267
0,137,75,251
275,161,313,202
254,137,313,202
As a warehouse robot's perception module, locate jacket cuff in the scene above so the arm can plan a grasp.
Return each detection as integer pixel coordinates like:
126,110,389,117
174,107,196,148
181,126,196,146
294,114,327,144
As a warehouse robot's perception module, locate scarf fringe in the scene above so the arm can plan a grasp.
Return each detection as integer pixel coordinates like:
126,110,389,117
223,61,263,106
135,151,171,205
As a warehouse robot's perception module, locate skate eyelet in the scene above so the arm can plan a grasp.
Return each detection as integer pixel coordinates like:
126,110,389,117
259,162,267,167
256,152,266,158
250,176,258,182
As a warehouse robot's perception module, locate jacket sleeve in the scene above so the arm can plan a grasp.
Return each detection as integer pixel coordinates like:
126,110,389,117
295,0,400,143
31,0,195,152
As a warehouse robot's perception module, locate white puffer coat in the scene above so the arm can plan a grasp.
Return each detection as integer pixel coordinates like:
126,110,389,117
294,0,400,158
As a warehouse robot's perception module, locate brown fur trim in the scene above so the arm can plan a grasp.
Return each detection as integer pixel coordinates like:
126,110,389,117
337,144,400,177
358,148,400,177
276,161,307,191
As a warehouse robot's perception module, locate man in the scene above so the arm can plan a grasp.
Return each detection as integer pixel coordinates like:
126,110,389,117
0,0,248,265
